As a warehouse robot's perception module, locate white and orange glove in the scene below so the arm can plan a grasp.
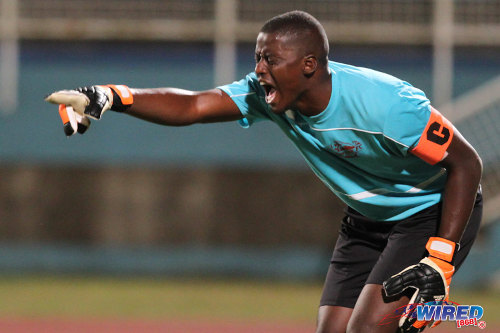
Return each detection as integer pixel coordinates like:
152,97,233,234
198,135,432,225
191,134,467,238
383,237,457,332
45,84,133,136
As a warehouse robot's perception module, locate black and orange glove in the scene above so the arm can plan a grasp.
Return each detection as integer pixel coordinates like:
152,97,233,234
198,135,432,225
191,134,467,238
57,104,91,136
383,237,457,332
45,84,133,136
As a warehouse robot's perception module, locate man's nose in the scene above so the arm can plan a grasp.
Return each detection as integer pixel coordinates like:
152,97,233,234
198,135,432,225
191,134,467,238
255,59,267,75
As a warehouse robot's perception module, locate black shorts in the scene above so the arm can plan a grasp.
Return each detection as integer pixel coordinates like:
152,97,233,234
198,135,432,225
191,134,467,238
320,190,483,309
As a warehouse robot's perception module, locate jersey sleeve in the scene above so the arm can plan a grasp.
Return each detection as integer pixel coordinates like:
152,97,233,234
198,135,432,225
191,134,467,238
410,106,454,165
382,86,430,155
383,85,453,165
217,72,271,128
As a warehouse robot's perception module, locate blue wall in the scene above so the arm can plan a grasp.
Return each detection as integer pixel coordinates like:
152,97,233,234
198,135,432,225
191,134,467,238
1,41,499,167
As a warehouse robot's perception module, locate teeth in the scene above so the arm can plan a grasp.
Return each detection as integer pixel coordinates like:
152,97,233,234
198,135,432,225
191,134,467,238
266,88,276,104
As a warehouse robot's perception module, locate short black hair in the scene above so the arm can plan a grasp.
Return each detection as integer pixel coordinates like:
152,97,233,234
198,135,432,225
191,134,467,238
260,11,329,64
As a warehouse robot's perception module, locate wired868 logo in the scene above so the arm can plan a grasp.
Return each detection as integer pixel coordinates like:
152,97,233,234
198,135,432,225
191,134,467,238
379,301,486,329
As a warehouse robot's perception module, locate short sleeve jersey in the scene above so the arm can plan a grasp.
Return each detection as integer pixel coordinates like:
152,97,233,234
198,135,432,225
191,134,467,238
218,61,454,221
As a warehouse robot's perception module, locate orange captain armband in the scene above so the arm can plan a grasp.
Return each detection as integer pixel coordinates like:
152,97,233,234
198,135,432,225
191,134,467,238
426,237,457,263
411,106,454,165
105,84,133,112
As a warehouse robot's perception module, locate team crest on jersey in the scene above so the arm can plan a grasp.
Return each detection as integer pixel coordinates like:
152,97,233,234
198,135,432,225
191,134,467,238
330,140,362,158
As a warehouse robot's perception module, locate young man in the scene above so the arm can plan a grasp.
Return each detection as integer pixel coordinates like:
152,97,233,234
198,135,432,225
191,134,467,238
46,10,482,333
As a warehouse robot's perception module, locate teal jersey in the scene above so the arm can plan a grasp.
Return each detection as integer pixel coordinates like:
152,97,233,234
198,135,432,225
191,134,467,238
218,61,448,221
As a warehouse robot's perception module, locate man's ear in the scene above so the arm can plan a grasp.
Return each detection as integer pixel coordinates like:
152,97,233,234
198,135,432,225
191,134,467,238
303,55,318,77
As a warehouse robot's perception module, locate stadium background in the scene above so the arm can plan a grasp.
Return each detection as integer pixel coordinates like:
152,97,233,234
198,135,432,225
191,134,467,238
0,0,499,332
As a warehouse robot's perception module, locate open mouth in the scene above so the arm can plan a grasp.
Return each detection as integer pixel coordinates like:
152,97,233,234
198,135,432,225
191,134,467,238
261,82,277,104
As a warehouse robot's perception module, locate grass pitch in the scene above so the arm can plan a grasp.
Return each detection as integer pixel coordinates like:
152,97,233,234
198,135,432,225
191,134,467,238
0,275,497,328
0,276,321,323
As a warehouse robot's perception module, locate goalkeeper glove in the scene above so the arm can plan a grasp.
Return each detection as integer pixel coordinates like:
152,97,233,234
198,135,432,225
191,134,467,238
383,237,457,332
45,85,133,135
58,104,91,136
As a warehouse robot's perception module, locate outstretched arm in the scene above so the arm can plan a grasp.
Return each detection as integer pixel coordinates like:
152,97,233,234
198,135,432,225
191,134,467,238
45,85,242,135
127,88,242,126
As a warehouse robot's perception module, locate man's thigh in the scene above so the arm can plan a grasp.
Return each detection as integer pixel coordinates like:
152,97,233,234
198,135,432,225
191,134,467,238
317,205,438,332
319,216,389,308
347,284,408,333
317,285,408,333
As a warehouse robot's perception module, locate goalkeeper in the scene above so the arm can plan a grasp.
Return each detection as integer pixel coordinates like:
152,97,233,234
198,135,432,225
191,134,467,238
45,11,483,333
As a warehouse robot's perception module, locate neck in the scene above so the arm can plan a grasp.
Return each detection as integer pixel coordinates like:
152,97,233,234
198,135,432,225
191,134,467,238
295,68,332,117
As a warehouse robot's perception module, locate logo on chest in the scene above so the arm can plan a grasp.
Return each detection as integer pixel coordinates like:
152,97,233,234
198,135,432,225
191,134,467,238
329,140,363,158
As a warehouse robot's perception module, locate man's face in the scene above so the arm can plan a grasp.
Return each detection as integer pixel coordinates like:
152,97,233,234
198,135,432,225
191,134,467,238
254,32,306,113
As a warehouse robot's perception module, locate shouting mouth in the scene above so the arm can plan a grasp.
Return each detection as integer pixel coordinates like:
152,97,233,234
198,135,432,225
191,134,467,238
260,82,277,105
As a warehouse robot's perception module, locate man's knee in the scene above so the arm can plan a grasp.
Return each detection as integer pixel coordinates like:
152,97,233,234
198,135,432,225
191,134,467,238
346,320,379,333
346,284,404,333
316,305,352,333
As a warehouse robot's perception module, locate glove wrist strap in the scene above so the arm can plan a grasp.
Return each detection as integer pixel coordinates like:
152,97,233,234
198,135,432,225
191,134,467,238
106,84,133,112
426,237,458,264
